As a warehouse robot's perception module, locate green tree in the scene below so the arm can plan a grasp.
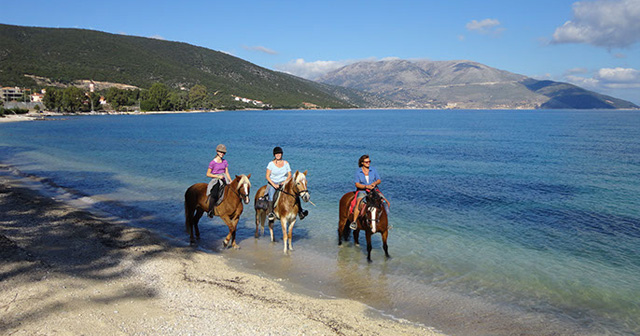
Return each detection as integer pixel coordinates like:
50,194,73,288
61,86,85,112
145,83,171,111
188,84,208,110
43,87,63,112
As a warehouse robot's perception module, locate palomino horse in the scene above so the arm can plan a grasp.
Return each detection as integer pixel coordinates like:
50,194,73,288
338,190,390,262
254,170,310,253
184,174,251,248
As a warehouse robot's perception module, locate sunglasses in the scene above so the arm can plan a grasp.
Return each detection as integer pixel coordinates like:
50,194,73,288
363,160,371,163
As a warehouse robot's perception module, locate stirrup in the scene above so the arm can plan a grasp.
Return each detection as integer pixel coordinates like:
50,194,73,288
349,221,357,230
208,209,214,218
268,212,276,221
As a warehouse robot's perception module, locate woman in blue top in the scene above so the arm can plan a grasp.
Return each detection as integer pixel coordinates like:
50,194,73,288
350,154,382,229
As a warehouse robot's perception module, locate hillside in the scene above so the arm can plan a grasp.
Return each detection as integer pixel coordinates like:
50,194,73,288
0,23,363,109
319,59,638,109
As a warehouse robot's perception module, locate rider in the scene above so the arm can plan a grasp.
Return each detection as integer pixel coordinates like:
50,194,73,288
265,146,308,221
206,144,232,217
350,154,381,230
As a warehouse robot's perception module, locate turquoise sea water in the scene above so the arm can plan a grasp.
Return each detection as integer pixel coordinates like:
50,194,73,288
1,109,639,335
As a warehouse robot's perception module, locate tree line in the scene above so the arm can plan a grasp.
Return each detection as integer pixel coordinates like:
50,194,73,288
41,83,261,113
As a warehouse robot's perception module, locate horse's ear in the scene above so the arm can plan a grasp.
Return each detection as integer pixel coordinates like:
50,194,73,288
235,175,239,180
303,170,307,176
246,174,251,179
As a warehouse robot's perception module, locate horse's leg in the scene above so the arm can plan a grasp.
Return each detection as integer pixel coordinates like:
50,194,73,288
254,210,261,238
366,231,373,262
193,209,204,240
287,219,296,252
260,211,267,237
281,218,289,253
230,218,240,249
381,229,390,258
338,222,343,246
220,216,233,248
185,206,195,244
268,219,275,242
353,229,360,247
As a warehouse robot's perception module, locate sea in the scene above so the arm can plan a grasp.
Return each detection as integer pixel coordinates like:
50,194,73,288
1,109,639,336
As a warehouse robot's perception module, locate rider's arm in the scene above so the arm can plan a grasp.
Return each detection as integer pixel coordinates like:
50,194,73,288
266,169,277,188
224,166,232,184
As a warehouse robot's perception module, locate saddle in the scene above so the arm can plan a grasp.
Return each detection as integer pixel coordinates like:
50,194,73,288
207,180,226,206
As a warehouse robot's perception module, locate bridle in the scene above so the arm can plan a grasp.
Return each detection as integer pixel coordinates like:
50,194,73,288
278,175,309,200
362,191,383,227
229,177,251,204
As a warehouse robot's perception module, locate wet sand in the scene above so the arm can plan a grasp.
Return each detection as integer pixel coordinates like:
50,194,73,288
0,172,444,335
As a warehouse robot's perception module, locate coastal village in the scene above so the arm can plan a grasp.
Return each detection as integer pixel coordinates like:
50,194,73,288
1,83,278,117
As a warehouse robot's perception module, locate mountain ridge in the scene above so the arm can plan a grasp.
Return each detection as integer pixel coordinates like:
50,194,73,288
0,23,381,108
318,59,638,109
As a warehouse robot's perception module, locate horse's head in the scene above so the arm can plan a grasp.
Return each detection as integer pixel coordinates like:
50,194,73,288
235,174,251,204
363,190,383,227
293,170,310,202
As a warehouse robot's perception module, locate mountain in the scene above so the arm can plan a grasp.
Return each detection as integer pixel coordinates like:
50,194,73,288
0,23,368,109
318,59,638,109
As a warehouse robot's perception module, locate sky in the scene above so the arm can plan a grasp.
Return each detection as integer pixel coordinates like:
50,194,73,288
1,0,639,104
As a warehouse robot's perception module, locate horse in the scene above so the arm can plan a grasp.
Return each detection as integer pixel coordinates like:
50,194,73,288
338,189,390,262
184,174,251,248
254,170,310,253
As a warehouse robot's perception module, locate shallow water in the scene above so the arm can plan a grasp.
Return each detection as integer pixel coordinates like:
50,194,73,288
1,109,639,335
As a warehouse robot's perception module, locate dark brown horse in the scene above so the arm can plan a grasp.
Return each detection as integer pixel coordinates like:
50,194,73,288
254,170,310,253
338,190,390,262
184,174,251,248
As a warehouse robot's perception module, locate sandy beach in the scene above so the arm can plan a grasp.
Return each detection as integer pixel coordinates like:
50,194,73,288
0,170,444,335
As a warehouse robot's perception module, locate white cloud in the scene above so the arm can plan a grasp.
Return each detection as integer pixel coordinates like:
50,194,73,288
552,0,640,48
565,67,640,90
150,35,166,40
274,58,355,79
595,67,640,87
243,45,278,55
466,19,504,35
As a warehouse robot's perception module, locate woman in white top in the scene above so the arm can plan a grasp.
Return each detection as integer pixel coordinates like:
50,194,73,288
265,146,307,220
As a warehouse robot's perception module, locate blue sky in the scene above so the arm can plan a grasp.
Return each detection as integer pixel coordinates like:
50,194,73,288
2,0,639,104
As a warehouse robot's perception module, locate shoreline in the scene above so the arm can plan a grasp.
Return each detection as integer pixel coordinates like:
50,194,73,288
3,107,640,123
0,168,444,335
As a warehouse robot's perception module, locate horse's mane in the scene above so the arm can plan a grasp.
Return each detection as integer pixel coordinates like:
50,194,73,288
366,189,383,205
237,174,251,189
283,170,304,193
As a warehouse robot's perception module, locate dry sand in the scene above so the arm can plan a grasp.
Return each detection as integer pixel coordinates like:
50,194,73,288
0,173,444,335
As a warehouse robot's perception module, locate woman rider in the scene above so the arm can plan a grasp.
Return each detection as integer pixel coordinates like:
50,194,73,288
265,146,308,221
350,154,381,229
206,144,232,217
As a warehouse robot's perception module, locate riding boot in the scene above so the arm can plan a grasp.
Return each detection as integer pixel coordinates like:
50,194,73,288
207,194,215,218
296,197,308,220
267,201,275,221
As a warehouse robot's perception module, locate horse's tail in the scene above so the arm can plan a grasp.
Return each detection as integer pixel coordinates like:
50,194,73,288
184,188,193,234
341,224,351,241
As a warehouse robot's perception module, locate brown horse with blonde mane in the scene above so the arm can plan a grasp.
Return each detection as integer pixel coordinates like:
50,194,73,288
254,170,310,253
184,174,251,248
338,189,390,262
